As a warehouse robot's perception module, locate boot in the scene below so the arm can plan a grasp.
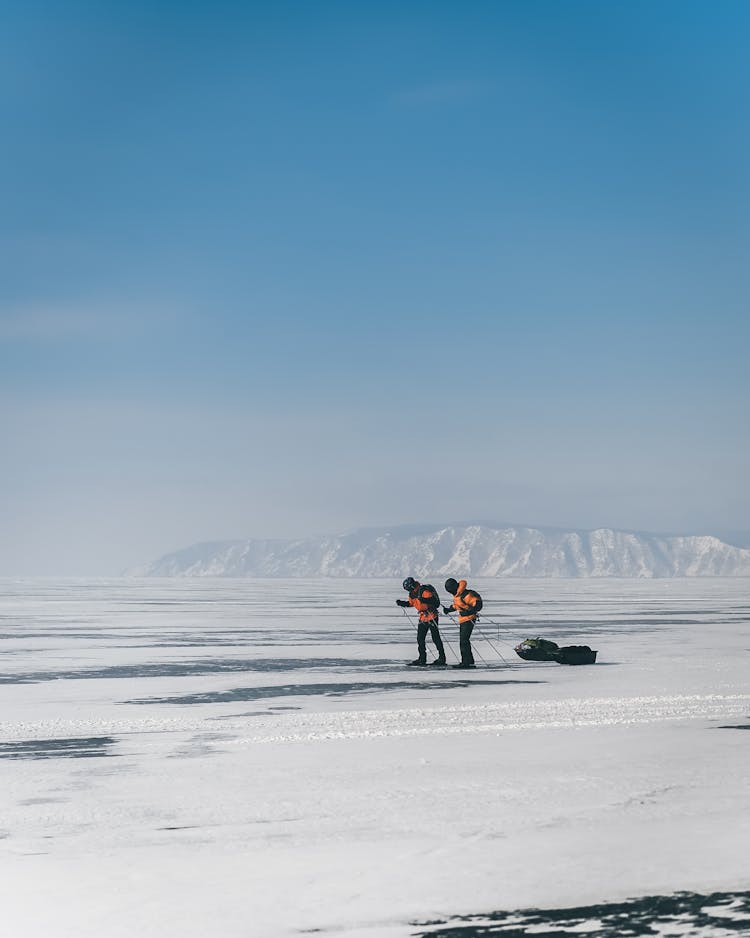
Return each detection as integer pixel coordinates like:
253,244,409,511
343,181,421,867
451,662,476,669
408,658,427,666
429,657,446,666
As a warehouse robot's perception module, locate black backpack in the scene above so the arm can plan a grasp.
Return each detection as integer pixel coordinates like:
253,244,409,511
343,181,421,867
418,584,440,610
463,588,483,613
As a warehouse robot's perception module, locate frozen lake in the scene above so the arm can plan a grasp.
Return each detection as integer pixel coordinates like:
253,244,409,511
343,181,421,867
1,577,749,937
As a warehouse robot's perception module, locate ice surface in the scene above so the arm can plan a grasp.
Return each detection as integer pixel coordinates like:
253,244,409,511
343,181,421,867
0,577,748,937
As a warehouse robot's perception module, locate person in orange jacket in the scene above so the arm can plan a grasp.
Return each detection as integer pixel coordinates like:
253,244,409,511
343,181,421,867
443,578,483,668
396,576,446,666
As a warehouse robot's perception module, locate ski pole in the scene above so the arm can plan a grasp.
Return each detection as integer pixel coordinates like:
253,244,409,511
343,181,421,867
401,607,459,663
472,614,518,656
443,609,490,667
446,610,512,666
473,621,512,665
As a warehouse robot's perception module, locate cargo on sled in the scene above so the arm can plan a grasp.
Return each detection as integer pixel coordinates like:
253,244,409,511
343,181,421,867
514,637,597,665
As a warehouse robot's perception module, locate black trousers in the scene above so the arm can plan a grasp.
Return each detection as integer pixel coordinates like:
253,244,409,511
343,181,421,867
417,619,445,661
459,619,475,664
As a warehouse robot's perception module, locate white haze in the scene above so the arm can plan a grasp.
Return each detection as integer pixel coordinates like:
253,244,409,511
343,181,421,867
2,396,747,576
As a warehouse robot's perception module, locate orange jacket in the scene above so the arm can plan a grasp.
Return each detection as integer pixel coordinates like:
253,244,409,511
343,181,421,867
409,583,439,622
447,580,481,623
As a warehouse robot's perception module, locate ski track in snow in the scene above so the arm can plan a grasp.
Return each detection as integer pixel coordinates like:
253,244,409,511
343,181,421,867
2,693,750,745
233,693,750,743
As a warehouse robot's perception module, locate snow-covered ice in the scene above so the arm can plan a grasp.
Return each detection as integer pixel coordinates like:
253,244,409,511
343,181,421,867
0,577,748,937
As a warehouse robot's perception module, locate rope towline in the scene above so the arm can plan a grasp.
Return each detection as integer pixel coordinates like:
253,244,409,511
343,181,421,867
480,614,527,644
401,602,522,668
444,609,493,667
444,610,515,665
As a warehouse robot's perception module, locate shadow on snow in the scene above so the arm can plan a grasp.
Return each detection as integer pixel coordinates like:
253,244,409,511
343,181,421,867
126,679,544,705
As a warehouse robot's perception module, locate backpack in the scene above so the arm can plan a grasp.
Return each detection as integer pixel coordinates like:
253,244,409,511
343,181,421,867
418,584,440,610
463,588,483,613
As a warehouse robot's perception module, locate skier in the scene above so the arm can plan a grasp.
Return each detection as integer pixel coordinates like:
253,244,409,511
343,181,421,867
396,577,446,666
443,578,483,669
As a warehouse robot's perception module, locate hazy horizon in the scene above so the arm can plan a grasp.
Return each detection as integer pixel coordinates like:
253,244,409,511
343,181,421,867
2,2,748,576
4,518,750,579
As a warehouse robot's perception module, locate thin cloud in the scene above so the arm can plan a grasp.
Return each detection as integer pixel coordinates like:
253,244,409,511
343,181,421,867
0,304,181,342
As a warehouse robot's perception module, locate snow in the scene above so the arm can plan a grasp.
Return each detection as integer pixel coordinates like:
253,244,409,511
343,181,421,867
131,525,750,577
0,577,749,937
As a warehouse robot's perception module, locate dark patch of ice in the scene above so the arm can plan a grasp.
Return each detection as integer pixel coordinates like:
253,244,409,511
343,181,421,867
414,889,750,936
0,657,397,685
127,679,543,706
0,737,117,760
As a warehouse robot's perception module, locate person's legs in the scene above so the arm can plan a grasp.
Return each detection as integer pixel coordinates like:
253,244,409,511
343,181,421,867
409,621,428,665
428,621,446,664
459,620,475,665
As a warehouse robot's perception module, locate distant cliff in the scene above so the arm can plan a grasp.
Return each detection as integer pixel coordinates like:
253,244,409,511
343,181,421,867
130,524,750,578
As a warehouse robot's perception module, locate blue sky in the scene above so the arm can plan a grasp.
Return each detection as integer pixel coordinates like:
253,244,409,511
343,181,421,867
1,1,749,574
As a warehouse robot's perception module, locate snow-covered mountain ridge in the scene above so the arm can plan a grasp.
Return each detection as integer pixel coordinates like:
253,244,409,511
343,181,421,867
131,524,750,578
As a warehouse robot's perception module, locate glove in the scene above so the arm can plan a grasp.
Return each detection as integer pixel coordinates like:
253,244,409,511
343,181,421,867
396,599,409,607
443,606,454,615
